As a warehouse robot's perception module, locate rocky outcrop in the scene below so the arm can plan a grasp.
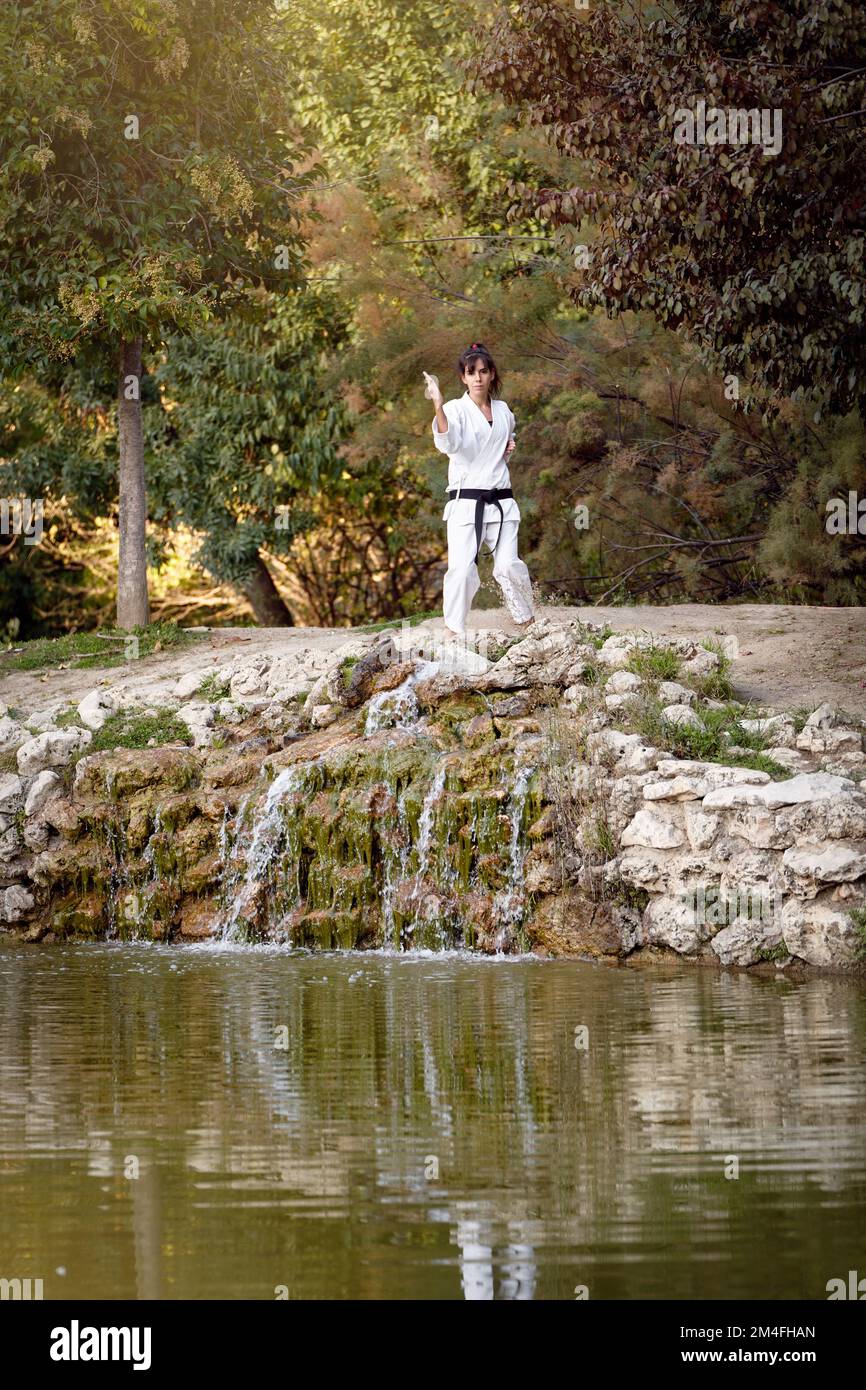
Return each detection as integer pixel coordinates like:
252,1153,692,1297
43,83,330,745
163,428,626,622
2,617,865,971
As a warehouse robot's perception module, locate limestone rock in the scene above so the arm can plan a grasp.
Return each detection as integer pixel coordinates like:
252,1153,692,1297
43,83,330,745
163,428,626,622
3,884,35,923
587,729,661,775
176,701,216,748
703,771,856,810
0,715,27,755
782,841,866,892
796,725,863,755
782,895,862,967
621,807,686,849
174,670,206,700
643,893,703,954
606,670,642,694
23,770,61,818
77,688,117,730
711,918,783,967
0,772,24,814
658,681,696,706
16,728,92,776
662,703,701,728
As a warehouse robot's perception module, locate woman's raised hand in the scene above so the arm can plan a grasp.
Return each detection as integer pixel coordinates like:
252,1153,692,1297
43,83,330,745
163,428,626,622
422,371,443,408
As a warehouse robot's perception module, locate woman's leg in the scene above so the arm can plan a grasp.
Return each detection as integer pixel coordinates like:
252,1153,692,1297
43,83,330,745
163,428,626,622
443,517,481,634
491,519,534,625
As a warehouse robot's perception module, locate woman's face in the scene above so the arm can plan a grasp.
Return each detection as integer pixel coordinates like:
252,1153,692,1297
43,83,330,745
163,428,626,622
461,357,493,396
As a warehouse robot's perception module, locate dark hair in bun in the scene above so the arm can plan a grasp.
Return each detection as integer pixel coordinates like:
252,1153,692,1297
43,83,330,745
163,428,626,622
457,342,502,398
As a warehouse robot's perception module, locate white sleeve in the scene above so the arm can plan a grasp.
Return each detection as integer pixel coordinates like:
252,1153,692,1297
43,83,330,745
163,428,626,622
432,399,463,455
508,406,517,438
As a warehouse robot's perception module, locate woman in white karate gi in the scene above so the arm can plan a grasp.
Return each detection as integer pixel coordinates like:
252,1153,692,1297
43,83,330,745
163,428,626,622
423,343,535,638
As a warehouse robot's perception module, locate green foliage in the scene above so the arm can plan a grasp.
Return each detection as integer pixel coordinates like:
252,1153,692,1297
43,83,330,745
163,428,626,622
472,0,866,418
87,707,192,755
626,699,789,778
0,0,315,369
626,645,681,682
197,672,231,702
850,909,866,961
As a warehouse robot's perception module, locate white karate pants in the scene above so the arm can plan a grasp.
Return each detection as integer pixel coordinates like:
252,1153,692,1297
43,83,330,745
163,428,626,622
443,514,535,634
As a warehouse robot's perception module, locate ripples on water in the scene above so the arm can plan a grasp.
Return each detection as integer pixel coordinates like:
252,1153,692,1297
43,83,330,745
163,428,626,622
0,942,864,1300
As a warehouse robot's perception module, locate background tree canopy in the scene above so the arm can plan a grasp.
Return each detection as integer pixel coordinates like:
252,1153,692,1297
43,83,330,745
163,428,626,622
1,0,864,639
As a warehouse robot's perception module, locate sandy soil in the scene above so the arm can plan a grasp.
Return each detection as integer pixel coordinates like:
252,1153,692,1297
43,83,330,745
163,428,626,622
2,603,864,719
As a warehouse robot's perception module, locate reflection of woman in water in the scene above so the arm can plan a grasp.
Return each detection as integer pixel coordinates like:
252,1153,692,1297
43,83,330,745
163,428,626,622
423,343,535,639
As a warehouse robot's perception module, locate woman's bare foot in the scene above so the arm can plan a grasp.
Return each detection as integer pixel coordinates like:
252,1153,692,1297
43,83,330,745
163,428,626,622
443,626,464,640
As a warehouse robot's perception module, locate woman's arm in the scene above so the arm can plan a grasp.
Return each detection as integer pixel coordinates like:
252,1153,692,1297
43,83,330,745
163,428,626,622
424,372,462,453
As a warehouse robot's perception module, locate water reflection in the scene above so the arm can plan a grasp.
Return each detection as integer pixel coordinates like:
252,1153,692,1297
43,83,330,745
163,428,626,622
0,943,864,1300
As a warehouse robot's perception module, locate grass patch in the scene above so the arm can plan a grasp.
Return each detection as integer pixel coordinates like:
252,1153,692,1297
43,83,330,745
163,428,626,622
54,706,84,730
694,641,735,701
197,671,231,702
0,622,200,674
626,644,681,682
755,943,789,963
625,699,790,778
584,625,613,651
86,707,192,755
850,908,866,961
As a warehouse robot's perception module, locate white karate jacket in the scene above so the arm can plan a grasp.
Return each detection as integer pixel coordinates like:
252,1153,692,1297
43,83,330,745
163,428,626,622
432,392,521,525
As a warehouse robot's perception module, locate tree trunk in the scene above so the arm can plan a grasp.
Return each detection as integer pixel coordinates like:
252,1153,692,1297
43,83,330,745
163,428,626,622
241,551,294,626
117,337,150,629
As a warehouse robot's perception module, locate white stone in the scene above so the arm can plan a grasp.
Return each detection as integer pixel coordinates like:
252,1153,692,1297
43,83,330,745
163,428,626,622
23,770,61,819
310,703,339,729
77,688,117,731
804,702,837,729
3,884,35,922
0,773,24,814
783,841,866,885
782,896,862,967
656,759,769,784
796,725,863,755
16,728,92,776
587,729,660,774
658,681,695,706
621,807,686,850
739,715,791,737
604,693,634,712
176,702,216,749
644,776,703,802
703,771,855,810
606,670,642,694
683,804,720,851
680,649,718,678
711,919,783,967
215,699,243,725
644,894,703,954
174,670,206,699
0,715,27,755
662,703,702,728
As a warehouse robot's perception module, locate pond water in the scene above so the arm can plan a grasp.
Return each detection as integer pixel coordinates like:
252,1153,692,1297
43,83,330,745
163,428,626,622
1,941,864,1300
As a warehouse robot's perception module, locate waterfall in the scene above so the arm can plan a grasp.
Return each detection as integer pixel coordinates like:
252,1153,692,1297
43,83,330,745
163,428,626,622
364,659,439,737
381,780,411,947
495,761,537,927
218,765,309,940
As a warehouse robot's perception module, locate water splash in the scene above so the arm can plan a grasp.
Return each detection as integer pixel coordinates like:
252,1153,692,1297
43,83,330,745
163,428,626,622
364,659,439,737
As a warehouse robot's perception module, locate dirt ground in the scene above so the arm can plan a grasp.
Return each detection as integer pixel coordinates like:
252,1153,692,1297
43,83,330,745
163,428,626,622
2,602,864,719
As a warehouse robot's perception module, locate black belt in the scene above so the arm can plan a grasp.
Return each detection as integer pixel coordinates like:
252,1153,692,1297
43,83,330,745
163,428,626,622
447,487,513,564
